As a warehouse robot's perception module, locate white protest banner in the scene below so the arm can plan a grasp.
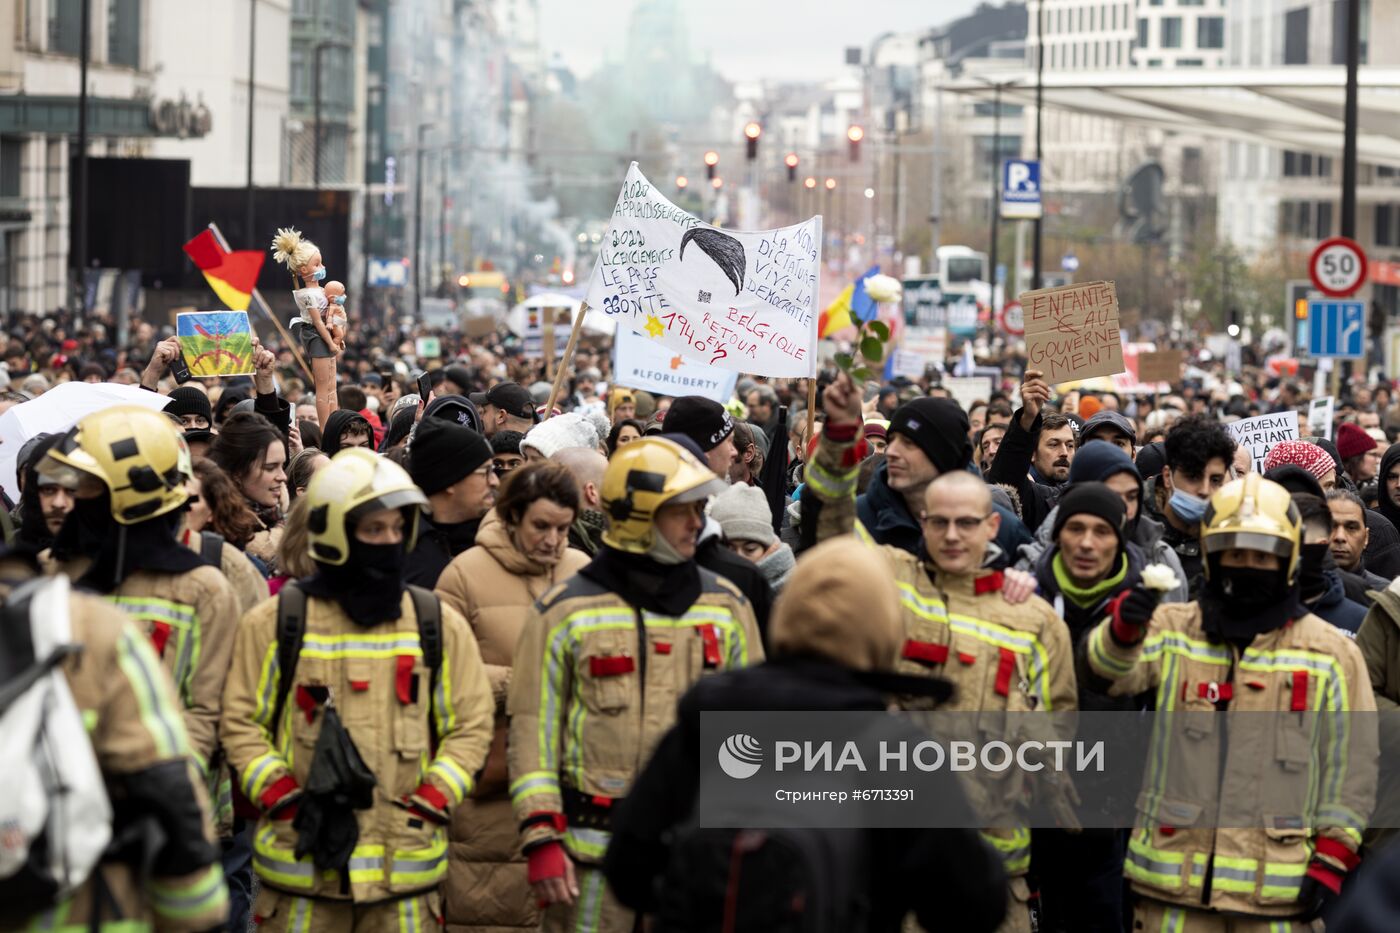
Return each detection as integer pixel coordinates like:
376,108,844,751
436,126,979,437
1308,396,1335,440
944,376,993,414
889,349,926,379
612,326,738,404
1226,411,1299,474
584,163,821,378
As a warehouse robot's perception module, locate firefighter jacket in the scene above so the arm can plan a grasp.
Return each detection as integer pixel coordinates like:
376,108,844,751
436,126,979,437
45,556,240,777
507,569,763,867
220,589,495,902
804,429,1079,877
0,567,228,931
1084,601,1378,917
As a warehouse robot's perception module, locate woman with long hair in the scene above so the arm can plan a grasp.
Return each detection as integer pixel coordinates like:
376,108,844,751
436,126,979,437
209,411,287,570
268,495,317,595
286,448,329,501
434,462,589,932
605,418,645,455
183,458,269,610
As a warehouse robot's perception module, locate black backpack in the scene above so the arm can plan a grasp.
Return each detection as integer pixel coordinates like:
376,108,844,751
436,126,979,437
269,582,443,742
657,826,871,933
198,531,224,568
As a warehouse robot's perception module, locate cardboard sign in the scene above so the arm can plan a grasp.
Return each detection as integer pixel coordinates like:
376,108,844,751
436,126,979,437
1021,280,1125,383
584,163,821,378
176,311,255,377
1137,350,1184,386
1225,411,1299,474
463,316,498,339
1308,396,1335,440
612,327,738,404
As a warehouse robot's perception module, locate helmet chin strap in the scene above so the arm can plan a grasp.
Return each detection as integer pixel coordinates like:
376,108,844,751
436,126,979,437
647,530,688,566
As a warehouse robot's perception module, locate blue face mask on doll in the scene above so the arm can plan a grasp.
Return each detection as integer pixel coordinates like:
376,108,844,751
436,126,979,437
313,267,327,282
332,295,346,306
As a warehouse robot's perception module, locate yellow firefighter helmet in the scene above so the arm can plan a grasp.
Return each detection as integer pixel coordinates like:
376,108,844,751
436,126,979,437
41,405,191,524
601,437,726,554
303,448,427,565
1201,473,1302,584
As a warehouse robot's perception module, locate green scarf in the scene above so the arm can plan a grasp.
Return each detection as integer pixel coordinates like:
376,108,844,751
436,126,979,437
1052,551,1128,609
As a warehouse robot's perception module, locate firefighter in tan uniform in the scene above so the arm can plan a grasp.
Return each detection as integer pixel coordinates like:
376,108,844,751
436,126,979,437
1084,474,1377,931
37,406,241,810
508,437,763,933
804,373,1078,933
220,449,495,931
0,555,229,931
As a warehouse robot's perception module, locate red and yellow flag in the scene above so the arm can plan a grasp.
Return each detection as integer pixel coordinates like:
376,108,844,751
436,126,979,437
182,229,264,311
818,283,854,339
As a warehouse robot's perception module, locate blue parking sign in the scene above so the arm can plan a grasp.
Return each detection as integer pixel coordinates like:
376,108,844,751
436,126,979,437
1307,300,1365,359
1001,159,1042,220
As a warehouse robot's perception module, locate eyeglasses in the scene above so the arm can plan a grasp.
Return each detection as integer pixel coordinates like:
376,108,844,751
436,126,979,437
187,494,201,506
919,513,992,533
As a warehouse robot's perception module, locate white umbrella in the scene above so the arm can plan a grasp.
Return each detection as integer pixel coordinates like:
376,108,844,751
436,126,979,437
0,382,172,503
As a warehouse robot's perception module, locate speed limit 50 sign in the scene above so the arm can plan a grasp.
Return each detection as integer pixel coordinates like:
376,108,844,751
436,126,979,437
1309,237,1368,298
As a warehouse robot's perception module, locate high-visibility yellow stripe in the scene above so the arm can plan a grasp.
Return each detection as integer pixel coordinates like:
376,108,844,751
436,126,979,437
147,864,227,921
113,627,188,759
428,757,473,803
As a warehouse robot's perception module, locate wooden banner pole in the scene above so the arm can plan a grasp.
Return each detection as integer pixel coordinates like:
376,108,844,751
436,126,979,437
543,304,588,421
805,377,818,449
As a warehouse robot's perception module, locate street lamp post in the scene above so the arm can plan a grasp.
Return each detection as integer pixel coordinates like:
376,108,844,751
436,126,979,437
1032,0,1045,291
246,0,256,239
979,79,1018,312
73,0,90,317
413,123,435,310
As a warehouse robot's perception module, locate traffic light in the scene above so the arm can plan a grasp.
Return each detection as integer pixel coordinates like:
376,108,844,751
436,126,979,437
676,175,688,190
804,176,817,189
824,177,837,191
784,152,799,182
847,124,864,162
1295,298,1308,320
744,122,762,161
704,150,719,180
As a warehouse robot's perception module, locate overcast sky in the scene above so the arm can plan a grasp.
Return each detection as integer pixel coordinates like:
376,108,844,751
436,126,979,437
537,0,983,83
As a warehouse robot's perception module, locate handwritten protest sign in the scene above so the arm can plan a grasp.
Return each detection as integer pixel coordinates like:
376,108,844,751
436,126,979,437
1308,396,1335,440
177,311,254,377
1137,349,1183,386
1021,280,1124,383
944,376,993,414
1226,411,1299,474
584,163,822,378
613,326,738,404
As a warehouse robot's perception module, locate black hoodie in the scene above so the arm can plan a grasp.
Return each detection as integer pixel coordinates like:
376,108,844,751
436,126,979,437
321,410,371,456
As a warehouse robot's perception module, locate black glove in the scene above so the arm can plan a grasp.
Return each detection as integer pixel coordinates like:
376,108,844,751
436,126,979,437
1106,586,1159,644
1297,870,1341,921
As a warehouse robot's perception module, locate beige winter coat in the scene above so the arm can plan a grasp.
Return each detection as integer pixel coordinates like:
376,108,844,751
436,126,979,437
434,510,588,933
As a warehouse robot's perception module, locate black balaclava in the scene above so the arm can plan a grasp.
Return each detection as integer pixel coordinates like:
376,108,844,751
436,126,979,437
578,547,702,617
1199,553,1304,644
51,491,204,593
300,511,411,626
1298,541,1337,604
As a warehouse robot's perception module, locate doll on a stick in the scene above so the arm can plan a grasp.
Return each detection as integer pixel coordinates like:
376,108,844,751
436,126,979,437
270,227,341,429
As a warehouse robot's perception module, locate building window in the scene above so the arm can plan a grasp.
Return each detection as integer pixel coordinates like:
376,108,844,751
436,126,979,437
1178,58,1204,66
1180,0,1204,5
1182,146,1203,185
1148,0,1163,6
0,138,20,198
290,46,308,101
1284,6,1309,64
1161,17,1182,48
1137,17,1149,48
1317,202,1333,238
1376,204,1395,247
48,0,81,56
1197,16,1224,49
107,0,140,67
1147,58,1163,67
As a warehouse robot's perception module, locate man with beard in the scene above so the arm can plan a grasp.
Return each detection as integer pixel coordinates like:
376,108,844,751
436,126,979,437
508,438,762,933
405,415,498,588
985,369,1075,532
11,433,74,556
222,448,494,928
1084,475,1376,930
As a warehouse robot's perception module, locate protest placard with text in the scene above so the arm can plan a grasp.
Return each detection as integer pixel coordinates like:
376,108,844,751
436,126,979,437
1137,350,1184,386
1226,411,1299,473
1307,396,1335,440
613,327,738,404
1021,280,1125,383
584,163,821,378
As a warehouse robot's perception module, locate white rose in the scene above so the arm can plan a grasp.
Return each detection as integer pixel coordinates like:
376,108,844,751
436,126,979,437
863,274,903,304
1141,563,1180,593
